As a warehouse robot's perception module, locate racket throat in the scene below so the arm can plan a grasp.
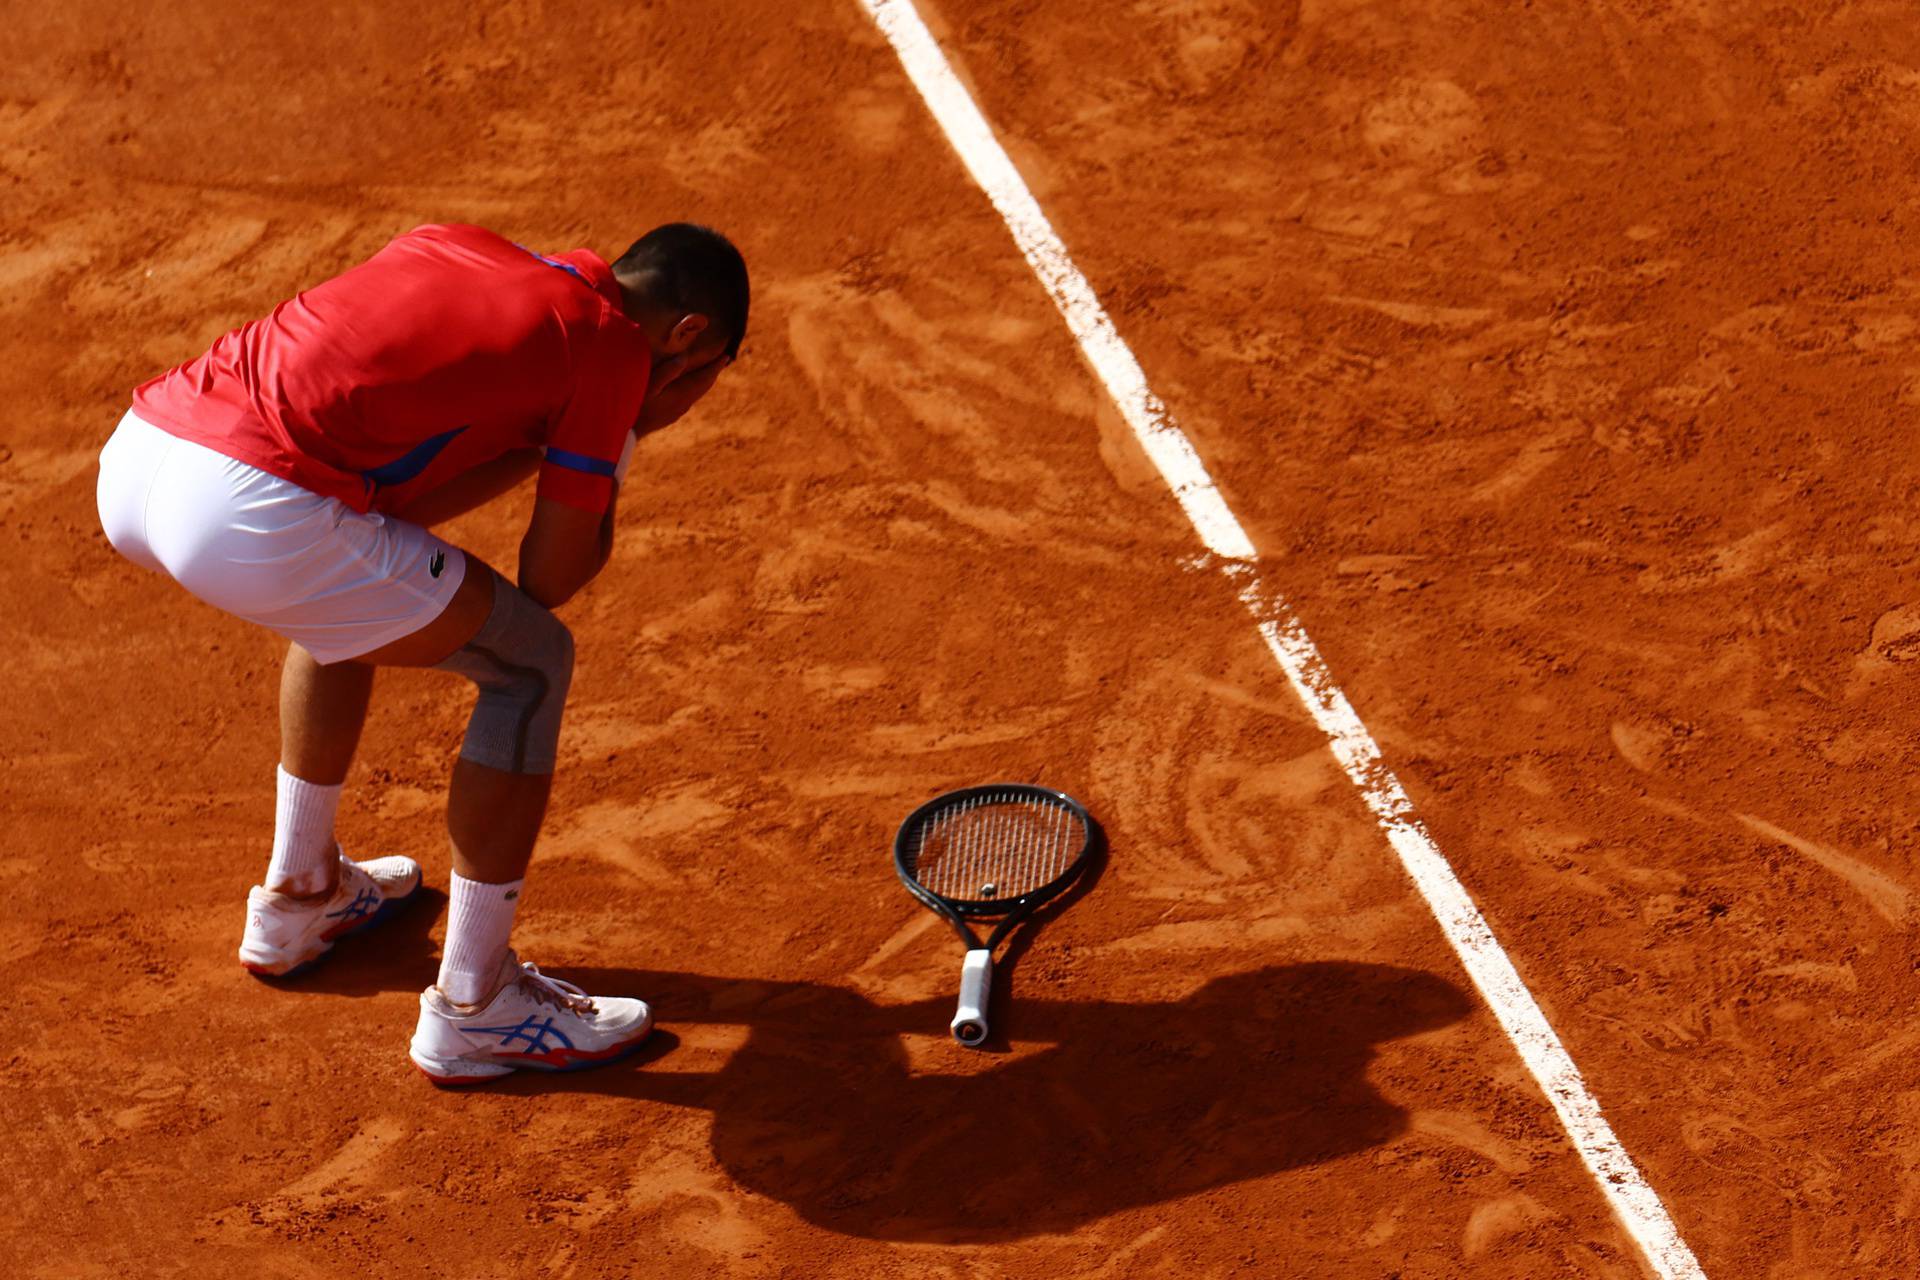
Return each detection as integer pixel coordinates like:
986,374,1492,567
951,949,994,1047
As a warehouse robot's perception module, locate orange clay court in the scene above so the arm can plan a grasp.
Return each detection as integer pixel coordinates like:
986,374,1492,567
6,1,1920,1276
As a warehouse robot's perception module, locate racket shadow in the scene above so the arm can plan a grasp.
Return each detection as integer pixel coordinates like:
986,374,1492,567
541,954,1473,1243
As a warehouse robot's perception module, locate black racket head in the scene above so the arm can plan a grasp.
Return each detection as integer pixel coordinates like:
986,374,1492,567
893,784,1093,917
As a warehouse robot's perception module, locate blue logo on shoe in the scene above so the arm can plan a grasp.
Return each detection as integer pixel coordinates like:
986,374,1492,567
470,1015,575,1054
326,889,381,924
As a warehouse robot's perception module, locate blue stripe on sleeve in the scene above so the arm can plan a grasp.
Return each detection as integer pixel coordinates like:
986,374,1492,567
544,447,618,478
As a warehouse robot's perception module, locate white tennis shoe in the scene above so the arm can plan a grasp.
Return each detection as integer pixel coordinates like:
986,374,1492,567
238,849,423,977
409,951,654,1085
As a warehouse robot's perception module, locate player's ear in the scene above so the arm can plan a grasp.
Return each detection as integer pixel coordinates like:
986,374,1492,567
666,313,709,354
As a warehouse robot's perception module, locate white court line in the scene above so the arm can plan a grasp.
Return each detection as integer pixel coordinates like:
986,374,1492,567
858,2,1707,1276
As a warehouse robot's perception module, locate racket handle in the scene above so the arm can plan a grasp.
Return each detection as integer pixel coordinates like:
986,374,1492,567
950,949,993,1047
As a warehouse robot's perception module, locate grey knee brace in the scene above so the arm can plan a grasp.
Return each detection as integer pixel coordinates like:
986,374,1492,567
433,576,575,774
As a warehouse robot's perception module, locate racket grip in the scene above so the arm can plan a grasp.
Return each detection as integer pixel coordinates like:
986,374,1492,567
951,950,993,1047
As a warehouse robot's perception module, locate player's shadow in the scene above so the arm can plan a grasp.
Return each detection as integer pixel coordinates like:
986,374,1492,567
537,958,1472,1243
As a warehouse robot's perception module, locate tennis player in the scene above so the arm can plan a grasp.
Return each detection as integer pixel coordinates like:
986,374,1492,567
95,221,747,1084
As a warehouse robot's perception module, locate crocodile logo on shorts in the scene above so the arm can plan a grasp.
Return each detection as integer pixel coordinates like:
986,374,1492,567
429,551,446,578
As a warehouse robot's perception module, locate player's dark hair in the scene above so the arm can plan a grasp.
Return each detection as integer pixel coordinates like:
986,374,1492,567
613,224,749,360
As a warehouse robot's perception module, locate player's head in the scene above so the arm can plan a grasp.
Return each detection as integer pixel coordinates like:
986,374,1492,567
612,223,750,365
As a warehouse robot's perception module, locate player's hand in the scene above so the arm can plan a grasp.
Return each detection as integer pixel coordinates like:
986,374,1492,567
636,349,730,436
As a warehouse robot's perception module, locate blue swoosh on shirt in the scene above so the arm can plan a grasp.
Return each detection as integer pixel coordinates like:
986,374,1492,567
361,426,468,489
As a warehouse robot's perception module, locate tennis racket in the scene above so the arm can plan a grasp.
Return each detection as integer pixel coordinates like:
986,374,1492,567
893,784,1095,1046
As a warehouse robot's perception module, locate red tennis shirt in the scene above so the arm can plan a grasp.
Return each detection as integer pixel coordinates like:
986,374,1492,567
131,223,651,516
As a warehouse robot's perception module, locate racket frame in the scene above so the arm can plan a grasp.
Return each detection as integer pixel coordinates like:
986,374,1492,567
892,783,1095,1046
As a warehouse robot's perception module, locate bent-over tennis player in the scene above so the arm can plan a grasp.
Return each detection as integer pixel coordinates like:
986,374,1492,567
96,221,747,1083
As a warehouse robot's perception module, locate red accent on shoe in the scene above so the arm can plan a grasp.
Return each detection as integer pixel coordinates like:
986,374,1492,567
496,1028,654,1070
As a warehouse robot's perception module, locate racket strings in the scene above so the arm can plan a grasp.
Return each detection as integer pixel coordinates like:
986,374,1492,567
908,791,1085,901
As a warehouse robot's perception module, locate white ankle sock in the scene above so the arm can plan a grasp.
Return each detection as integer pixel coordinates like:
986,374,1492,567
266,766,341,895
440,873,524,1006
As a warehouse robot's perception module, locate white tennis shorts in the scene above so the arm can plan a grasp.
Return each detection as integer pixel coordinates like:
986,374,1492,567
96,409,465,664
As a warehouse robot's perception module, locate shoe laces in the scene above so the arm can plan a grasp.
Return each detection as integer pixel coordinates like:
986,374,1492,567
514,961,596,1015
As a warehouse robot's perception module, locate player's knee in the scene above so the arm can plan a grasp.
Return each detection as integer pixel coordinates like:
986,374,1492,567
432,577,576,774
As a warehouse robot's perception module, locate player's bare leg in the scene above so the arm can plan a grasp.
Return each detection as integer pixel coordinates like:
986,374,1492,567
280,649,373,788
447,761,550,884
264,559,564,971
264,560,494,900
276,633,551,890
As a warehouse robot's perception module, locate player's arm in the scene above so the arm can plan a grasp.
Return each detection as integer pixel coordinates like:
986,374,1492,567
518,420,639,607
517,493,615,609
